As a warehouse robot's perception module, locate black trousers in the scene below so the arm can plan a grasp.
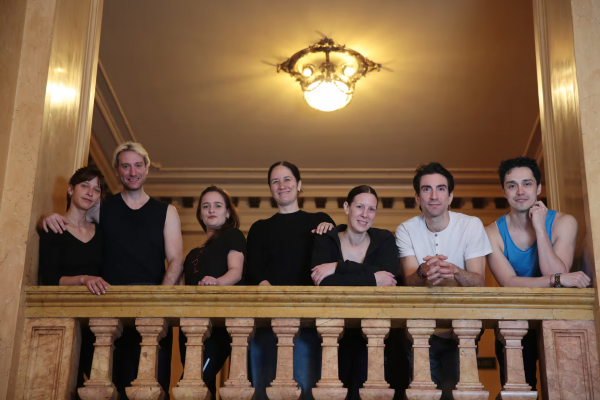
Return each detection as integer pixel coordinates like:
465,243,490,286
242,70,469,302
495,329,538,389
179,326,231,397
112,325,173,399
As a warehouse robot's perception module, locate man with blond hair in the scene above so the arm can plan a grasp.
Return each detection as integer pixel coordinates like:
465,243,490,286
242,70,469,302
43,141,183,398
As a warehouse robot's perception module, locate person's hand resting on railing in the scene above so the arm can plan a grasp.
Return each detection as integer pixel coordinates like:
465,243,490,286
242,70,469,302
198,276,219,286
311,262,337,286
551,271,590,288
375,271,397,286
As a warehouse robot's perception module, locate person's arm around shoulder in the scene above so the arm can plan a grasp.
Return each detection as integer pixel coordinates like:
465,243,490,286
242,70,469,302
162,204,184,285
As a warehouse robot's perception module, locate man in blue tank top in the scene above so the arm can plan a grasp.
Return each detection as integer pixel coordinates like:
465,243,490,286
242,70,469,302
485,156,590,390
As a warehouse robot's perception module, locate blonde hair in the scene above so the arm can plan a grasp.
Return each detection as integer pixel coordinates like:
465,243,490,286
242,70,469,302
112,142,150,168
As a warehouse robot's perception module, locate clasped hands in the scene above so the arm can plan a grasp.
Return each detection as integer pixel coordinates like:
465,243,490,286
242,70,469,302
420,255,460,286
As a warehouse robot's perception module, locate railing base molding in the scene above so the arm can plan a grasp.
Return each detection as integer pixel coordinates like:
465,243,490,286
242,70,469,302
312,387,348,400
172,386,210,400
452,390,489,400
404,388,442,400
125,386,165,400
359,387,394,400
219,387,255,400
496,391,538,400
266,386,302,400
78,383,119,400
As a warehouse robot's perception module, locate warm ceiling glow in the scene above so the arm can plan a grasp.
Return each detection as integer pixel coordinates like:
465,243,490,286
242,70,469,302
277,38,379,112
304,81,352,112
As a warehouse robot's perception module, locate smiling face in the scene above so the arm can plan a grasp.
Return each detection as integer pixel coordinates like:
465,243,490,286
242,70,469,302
200,191,230,231
115,150,149,191
416,173,453,218
503,167,541,212
344,193,378,233
68,177,101,211
269,165,301,208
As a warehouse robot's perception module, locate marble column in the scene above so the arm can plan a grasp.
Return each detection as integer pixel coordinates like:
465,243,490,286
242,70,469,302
405,320,442,400
266,318,302,400
126,318,168,400
172,318,212,400
14,318,81,400
219,318,255,400
359,319,394,400
451,320,488,400
78,318,123,400
496,321,538,399
312,318,347,400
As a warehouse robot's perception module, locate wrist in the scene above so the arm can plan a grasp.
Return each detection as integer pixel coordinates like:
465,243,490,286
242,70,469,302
80,276,88,285
416,264,426,279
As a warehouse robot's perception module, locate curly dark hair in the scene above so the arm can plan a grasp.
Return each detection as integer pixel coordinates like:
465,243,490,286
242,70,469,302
412,163,454,194
498,157,541,188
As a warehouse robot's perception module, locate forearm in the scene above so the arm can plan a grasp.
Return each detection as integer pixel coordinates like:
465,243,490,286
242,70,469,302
405,272,428,286
217,268,242,286
504,275,552,288
162,259,184,285
59,276,87,286
536,228,568,274
453,270,484,287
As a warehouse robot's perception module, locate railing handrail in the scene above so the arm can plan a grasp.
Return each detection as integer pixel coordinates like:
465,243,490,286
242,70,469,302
25,286,594,325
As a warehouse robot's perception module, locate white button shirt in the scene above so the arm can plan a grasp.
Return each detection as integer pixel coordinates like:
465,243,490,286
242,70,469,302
395,211,492,269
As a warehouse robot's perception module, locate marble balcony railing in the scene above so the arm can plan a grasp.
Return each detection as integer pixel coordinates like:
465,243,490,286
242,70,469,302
17,286,598,400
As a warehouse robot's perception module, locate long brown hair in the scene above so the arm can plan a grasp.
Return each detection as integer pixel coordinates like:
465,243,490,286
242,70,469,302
196,185,240,245
66,166,107,210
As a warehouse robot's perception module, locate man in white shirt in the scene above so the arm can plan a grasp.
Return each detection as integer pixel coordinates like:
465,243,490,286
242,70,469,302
396,162,491,399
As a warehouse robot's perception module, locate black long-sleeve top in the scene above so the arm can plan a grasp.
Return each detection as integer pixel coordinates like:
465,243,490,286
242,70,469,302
39,228,103,285
245,210,335,286
311,224,397,286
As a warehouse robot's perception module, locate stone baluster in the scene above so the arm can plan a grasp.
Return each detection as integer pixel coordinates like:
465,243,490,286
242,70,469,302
126,318,168,400
266,318,302,400
78,318,123,400
359,319,394,400
496,320,538,399
451,320,488,400
312,318,347,400
219,318,255,400
405,320,442,400
172,318,212,400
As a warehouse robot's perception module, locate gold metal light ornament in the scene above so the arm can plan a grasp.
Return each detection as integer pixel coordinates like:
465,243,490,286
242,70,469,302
277,38,380,112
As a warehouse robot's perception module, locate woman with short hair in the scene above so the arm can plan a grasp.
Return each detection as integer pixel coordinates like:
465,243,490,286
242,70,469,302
38,166,108,394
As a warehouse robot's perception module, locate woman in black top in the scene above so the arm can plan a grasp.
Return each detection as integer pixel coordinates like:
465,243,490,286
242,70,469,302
311,185,397,400
38,166,108,396
245,161,334,400
180,185,245,397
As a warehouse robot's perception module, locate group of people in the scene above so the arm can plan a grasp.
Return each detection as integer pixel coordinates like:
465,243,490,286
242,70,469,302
40,141,591,400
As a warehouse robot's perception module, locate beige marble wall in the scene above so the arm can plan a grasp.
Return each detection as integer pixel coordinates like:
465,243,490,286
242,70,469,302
0,0,101,397
571,0,600,353
0,0,27,205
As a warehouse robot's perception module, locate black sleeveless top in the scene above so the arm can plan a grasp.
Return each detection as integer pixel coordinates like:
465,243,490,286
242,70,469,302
100,193,169,285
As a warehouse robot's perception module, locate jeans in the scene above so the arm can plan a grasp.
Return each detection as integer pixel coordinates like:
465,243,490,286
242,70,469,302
249,327,321,400
179,327,231,398
112,326,173,399
404,332,460,400
496,329,538,389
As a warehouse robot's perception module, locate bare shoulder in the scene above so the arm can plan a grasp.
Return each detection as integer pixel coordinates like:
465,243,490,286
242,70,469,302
553,212,577,236
485,221,500,241
166,204,181,221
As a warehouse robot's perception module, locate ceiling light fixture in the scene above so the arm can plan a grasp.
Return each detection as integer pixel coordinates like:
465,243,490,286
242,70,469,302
277,38,380,112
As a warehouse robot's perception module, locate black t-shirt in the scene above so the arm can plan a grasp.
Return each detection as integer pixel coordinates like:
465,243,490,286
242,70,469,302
245,210,335,286
39,227,102,285
100,193,169,285
183,227,247,285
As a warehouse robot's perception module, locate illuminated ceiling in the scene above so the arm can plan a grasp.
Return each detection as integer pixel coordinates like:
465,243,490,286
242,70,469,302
95,0,539,171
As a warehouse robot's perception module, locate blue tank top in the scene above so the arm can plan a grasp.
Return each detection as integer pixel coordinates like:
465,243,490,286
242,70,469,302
495,210,557,277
